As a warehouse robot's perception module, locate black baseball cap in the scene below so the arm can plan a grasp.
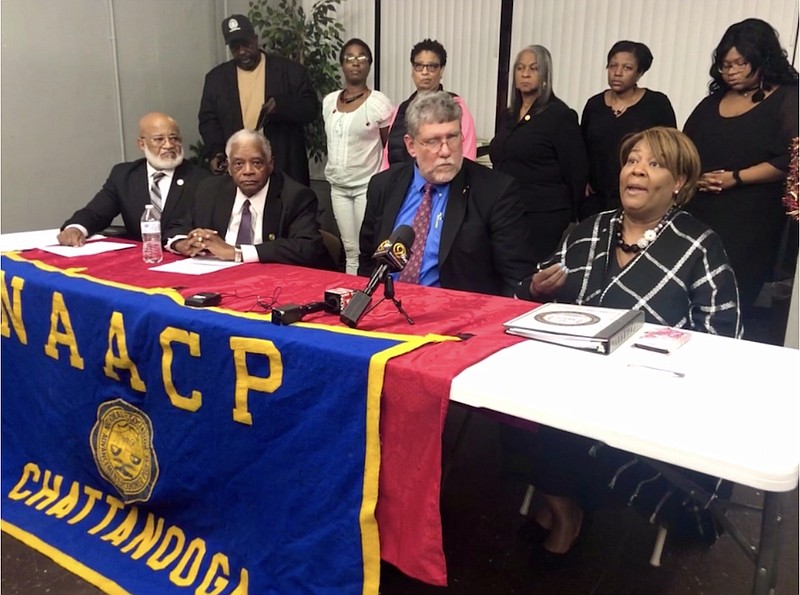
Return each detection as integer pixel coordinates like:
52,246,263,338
222,14,256,45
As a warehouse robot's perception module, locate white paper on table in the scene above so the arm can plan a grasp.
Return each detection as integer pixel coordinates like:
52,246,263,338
38,240,136,257
0,229,105,252
148,256,243,275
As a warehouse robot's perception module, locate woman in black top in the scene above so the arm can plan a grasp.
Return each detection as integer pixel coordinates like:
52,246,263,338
684,18,798,321
581,40,676,214
489,45,588,263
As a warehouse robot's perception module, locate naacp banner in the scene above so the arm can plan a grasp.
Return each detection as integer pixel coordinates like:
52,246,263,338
1,254,421,594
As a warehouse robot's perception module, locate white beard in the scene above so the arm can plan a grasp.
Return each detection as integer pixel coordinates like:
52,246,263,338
144,145,184,170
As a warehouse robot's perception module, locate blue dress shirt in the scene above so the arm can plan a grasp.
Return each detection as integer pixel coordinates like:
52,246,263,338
393,166,450,287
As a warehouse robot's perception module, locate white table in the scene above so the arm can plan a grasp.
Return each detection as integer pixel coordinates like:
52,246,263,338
450,325,799,595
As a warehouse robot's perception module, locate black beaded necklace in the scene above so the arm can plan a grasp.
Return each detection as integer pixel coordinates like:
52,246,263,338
339,90,366,104
616,207,675,253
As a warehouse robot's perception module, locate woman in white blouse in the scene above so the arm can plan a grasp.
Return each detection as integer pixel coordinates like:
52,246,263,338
323,38,393,274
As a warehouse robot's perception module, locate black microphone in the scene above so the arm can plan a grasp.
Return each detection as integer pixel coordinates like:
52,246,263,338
271,301,328,325
340,225,415,328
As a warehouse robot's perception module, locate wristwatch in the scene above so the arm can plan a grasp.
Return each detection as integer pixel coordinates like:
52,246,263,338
732,170,743,186
234,247,243,263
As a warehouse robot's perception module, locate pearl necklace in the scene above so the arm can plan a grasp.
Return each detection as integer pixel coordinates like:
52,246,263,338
616,208,674,253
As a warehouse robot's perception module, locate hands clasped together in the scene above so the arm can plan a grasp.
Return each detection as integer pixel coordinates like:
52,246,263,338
174,229,236,261
696,169,737,193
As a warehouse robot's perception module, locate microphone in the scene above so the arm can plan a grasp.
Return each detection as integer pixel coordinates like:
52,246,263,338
324,287,356,314
272,288,358,325
271,301,328,325
340,225,415,328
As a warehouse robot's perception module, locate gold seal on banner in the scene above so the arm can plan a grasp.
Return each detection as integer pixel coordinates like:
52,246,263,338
90,399,159,503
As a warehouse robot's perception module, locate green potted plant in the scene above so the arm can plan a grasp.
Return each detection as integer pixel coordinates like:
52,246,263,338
248,0,345,164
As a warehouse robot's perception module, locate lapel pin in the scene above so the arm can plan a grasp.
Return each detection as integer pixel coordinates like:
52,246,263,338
177,179,185,186
268,233,276,241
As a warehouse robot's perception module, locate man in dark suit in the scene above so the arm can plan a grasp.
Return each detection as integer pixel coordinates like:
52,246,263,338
58,112,207,246
359,92,535,297
198,14,318,186
166,129,330,269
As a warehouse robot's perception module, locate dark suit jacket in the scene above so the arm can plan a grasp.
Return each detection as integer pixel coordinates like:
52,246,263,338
61,158,207,241
198,52,318,186
166,170,331,269
358,160,536,297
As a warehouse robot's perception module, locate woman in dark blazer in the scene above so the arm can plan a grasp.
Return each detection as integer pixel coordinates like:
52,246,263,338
489,45,588,264
581,40,676,214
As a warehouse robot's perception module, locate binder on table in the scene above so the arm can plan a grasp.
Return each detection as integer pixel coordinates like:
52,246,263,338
503,303,644,355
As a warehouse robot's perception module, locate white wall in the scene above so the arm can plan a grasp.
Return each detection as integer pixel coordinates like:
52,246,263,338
2,0,798,232
0,0,239,234
375,0,798,140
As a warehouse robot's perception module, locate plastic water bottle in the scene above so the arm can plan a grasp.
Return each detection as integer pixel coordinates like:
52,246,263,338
140,205,163,264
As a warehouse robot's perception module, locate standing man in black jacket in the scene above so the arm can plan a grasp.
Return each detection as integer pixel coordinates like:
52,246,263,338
198,14,318,186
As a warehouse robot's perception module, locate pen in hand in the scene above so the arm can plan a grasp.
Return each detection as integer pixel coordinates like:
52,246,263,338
536,256,564,273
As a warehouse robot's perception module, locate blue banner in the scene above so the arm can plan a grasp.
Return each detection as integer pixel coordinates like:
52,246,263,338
1,255,416,595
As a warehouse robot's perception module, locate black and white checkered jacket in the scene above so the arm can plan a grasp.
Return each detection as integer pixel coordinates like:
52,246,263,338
524,209,743,338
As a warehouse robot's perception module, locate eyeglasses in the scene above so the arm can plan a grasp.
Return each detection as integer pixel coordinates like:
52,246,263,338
412,62,441,73
343,55,369,64
142,134,182,146
718,59,750,73
416,132,462,153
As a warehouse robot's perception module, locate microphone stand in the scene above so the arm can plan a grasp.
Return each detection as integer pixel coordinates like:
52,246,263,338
383,275,414,325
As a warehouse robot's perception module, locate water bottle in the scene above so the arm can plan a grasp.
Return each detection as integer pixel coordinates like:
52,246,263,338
140,205,163,264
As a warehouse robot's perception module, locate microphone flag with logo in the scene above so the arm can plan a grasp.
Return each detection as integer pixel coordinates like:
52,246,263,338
340,225,415,328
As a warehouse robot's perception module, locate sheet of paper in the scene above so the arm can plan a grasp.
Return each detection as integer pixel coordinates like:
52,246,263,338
39,240,136,257
148,256,243,275
0,229,105,252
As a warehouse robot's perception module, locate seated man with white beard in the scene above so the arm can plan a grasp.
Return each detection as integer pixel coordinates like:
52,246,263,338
58,112,208,246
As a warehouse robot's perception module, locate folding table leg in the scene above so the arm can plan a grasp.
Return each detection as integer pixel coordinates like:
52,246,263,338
751,491,783,595
441,407,474,484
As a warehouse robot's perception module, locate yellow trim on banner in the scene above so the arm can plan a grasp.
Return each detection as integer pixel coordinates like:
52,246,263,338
4,253,468,340
3,252,186,305
298,320,460,343
2,520,132,595
359,334,444,595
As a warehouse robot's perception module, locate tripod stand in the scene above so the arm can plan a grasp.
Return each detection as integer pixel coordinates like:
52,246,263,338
380,275,414,325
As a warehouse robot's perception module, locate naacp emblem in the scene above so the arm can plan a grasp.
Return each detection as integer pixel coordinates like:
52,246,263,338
91,399,159,503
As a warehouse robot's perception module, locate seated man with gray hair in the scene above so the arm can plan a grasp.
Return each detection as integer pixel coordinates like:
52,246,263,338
359,91,535,296
166,129,331,269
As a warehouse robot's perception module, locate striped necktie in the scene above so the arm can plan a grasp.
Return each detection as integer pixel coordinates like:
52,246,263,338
150,171,166,212
399,183,434,284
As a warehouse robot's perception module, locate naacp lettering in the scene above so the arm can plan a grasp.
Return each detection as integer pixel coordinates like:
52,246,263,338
1,268,283,426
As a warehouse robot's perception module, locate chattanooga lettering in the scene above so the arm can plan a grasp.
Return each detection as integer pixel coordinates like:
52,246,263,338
8,462,249,595
1,272,284,426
